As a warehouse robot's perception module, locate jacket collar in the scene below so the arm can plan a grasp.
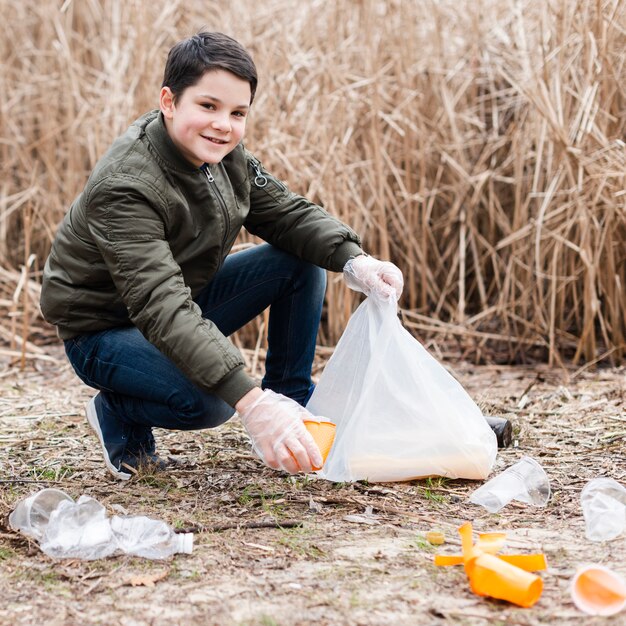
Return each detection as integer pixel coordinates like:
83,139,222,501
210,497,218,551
145,111,200,174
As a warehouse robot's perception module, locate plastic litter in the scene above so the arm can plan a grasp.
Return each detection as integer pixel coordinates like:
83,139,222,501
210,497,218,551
580,477,626,542
570,565,626,616
425,531,445,545
434,521,547,608
9,489,193,560
303,419,336,471
110,515,193,560
469,456,551,513
8,488,73,541
41,494,118,559
307,291,497,482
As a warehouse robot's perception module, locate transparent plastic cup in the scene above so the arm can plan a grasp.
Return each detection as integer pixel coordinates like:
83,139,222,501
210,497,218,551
581,477,626,542
8,488,74,540
571,565,626,616
469,456,551,513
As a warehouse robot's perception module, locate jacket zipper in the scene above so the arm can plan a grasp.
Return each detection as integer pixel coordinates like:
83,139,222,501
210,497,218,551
250,158,268,188
202,164,231,254
250,157,288,192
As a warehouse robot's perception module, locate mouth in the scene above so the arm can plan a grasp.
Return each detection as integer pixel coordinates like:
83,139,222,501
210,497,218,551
201,135,229,145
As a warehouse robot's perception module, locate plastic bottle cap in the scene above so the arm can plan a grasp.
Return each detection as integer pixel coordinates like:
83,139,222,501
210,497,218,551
426,531,445,545
178,533,194,555
571,565,626,616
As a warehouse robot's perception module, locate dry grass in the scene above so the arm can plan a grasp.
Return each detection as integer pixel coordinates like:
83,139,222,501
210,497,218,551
0,0,625,364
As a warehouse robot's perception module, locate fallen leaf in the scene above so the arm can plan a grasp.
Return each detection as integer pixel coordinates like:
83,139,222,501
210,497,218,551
343,514,380,526
309,496,323,513
110,504,129,516
343,505,381,525
242,541,275,552
126,569,170,587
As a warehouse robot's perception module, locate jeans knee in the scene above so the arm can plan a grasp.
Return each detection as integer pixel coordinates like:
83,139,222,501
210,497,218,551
173,393,234,430
299,261,327,302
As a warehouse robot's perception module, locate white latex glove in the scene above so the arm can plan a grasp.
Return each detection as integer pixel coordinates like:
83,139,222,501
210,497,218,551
238,389,323,474
343,254,404,301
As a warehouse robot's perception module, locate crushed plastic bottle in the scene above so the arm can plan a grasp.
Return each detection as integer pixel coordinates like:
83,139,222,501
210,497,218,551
9,490,193,560
8,488,73,541
581,477,626,542
111,515,193,559
41,496,118,560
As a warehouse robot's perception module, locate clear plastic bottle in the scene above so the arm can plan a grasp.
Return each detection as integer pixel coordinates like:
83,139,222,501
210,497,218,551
8,488,73,541
10,490,194,560
581,477,626,542
40,495,117,560
111,515,193,559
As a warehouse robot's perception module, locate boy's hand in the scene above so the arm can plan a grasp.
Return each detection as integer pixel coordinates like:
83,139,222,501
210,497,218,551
237,389,323,474
343,254,404,301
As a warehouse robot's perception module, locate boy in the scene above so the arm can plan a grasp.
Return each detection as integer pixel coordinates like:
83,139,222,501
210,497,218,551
40,32,403,481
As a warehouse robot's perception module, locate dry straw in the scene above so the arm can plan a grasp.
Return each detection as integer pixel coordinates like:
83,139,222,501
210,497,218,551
1,0,624,367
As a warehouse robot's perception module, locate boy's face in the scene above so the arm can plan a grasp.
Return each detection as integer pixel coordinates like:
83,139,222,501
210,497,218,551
160,69,251,167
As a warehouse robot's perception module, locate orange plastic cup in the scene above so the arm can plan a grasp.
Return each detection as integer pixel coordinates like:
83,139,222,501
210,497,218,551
571,565,626,616
435,522,547,608
466,553,544,608
303,419,336,471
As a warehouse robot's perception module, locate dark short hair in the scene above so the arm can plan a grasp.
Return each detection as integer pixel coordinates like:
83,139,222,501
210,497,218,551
162,32,258,104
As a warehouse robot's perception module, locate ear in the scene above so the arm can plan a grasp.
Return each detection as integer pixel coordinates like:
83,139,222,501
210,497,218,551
160,87,176,119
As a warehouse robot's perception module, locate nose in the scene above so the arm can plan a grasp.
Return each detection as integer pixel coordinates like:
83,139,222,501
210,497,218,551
211,112,231,133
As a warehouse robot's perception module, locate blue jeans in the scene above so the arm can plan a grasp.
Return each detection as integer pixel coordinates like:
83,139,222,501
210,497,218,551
64,244,327,436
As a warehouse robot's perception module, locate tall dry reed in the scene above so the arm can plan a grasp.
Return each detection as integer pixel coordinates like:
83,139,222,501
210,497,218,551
1,0,624,365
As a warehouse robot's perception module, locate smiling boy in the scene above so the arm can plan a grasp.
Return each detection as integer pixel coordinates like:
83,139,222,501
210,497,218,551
41,32,403,481
161,66,250,166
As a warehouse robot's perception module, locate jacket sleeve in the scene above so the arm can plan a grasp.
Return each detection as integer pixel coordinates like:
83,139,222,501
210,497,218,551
243,151,363,271
85,175,256,407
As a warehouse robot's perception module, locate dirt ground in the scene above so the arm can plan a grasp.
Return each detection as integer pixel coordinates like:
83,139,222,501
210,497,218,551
0,344,625,626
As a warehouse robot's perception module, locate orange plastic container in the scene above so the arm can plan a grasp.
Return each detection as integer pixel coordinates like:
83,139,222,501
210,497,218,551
466,552,543,608
571,565,626,616
303,419,336,471
435,522,547,608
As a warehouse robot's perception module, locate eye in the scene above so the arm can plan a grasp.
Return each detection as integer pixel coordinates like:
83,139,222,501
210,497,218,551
201,103,215,110
232,111,247,118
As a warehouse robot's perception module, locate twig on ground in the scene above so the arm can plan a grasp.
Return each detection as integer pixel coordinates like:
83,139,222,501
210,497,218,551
176,518,303,533
0,478,60,484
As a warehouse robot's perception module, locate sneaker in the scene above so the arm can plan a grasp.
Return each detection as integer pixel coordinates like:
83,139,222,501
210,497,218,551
86,394,132,481
123,430,172,473
485,415,513,448
125,452,172,474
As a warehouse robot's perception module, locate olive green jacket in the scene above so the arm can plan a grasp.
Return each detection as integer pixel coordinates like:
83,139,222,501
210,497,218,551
41,110,362,406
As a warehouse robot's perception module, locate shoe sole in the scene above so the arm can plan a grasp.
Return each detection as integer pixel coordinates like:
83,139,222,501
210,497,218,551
86,396,132,481
485,415,513,448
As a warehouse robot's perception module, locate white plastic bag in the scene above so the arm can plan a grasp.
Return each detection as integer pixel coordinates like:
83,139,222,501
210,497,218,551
307,295,497,482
